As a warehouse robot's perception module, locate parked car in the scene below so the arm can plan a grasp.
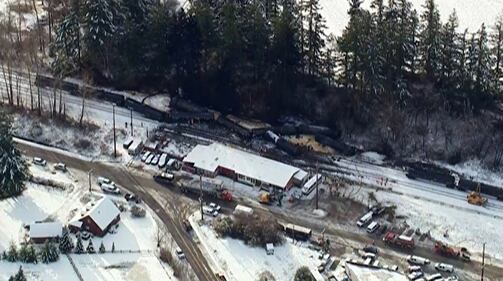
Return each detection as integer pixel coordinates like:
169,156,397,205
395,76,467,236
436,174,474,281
435,263,454,273
408,271,424,280
145,154,155,165
97,176,114,187
141,151,151,162
362,245,379,254
175,247,185,259
203,206,218,217
125,193,141,204
408,266,422,273
154,172,174,183
54,162,67,172
425,273,443,281
209,202,221,212
33,157,47,166
101,183,120,195
407,255,430,265
151,154,160,165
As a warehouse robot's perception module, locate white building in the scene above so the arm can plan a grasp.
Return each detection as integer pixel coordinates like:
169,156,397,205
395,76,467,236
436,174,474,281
345,263,408,281
183,143,307,190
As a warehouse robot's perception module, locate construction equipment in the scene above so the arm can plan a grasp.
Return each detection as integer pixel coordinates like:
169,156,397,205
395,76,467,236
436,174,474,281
434,241,471,262
179,177,233,202
383,231,415,249
467,184,488,206
259,192,271,204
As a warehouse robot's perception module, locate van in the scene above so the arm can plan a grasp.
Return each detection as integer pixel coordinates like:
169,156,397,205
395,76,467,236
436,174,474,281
425,273,443,281
141,151,151,162
406,255,430,265
366,221,380,233
357,211,373,227
158,153,168,168
33,157,47,166
434,262,454,273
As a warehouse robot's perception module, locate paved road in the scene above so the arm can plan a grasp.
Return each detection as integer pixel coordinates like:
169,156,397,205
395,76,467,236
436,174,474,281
17,141,218,281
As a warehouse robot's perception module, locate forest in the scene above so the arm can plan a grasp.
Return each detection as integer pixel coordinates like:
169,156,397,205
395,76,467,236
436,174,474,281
2,0,503,167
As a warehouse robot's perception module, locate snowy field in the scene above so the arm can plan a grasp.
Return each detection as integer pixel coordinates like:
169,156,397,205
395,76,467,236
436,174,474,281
0,165,175,281
189,213,324,281
320,0,503,36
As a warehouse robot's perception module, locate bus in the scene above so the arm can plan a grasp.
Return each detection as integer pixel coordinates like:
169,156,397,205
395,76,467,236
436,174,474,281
302,174,322,195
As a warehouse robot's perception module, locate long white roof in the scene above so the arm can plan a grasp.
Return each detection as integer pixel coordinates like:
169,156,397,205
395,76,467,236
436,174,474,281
184,143,303,188
83,197,120,231
346,263,408,281
30,222,62,238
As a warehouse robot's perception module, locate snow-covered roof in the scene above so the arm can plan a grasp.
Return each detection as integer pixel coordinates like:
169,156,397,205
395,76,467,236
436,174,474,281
82,197,120,231
184,143,301,188
68,220,83,229
293,170,308,182
346,263,407,281
30,222,62,238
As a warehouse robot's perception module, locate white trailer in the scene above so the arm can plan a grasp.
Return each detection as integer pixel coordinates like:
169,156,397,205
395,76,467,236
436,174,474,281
128,139,144,155
233,204,254,216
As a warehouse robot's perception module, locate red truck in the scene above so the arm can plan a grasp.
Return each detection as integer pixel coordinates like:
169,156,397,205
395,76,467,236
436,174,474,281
434,241,471,262
383,231,415,249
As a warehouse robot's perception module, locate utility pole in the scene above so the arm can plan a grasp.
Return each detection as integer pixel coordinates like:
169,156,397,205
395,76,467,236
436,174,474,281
130,108,133,136
88,169,93,193
315,162,319,210
199,174,204,221
481,242,486,281
113,103,116,157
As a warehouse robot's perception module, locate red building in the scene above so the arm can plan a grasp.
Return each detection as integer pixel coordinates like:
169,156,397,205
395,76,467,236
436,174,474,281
69,197,121,237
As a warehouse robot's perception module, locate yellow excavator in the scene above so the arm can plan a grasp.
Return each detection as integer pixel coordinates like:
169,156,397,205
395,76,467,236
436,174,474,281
467,184,488,206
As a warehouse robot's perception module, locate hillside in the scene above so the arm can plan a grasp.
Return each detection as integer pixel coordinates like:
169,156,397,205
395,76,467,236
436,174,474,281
321,0,503,35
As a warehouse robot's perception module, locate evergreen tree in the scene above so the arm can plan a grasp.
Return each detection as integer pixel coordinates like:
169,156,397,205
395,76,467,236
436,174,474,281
419,0,442,78
11,266,26,281
294,266,314,281
59,227,74,254
39,241,59,263
439,10,461,94
51,0,82,77
75,234,84,254
6,242,18,262
474,24,494,98
86,240,96,254
491,17,503,93
99,241,106,253
323,34,338,86
25,244,37,264
302,0,327,76
0,111,29,199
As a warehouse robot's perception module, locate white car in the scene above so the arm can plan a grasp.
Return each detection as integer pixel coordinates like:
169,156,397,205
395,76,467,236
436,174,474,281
145,154,155,165
435,262,454,273
407,255,430,265
175,247,185,259
33,157,47,166
97,176,114,187
53,162,67,172
203,206,218,217
407,271,424,280
141,151,151,162
101,183,120,195
209,202,221,212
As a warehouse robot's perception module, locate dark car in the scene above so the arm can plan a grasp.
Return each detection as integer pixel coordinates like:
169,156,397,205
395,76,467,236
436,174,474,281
363,245,379,255
125,193,141,204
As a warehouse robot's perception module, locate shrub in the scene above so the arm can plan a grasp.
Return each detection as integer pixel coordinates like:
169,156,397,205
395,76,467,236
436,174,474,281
159,247,173,265
258,271,276,281
213,214,282,247
131,205,146,217
294,266,314,281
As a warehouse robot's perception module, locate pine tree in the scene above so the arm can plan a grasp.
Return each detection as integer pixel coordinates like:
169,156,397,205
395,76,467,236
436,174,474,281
86,240,96,254
439,10,461,94
302,0,327,76
6,242,18,262
491,16,503,93
474,24,494,98
18,244,28,263
12,266,26,281
99,241,106,253
74,235,84,254
39,241,59,263
25,244,37,264
0,112,29,199
323,34,338,86
111,242,115,253
419,0,442,78
59,227,74,254
51,0,82,77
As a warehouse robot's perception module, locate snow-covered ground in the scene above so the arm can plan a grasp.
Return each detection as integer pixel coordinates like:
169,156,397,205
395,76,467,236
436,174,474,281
189,213,324,281
320,0,503,36
0,165,176,281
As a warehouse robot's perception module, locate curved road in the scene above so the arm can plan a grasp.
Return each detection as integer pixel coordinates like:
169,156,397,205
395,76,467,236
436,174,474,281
16,141,218,281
